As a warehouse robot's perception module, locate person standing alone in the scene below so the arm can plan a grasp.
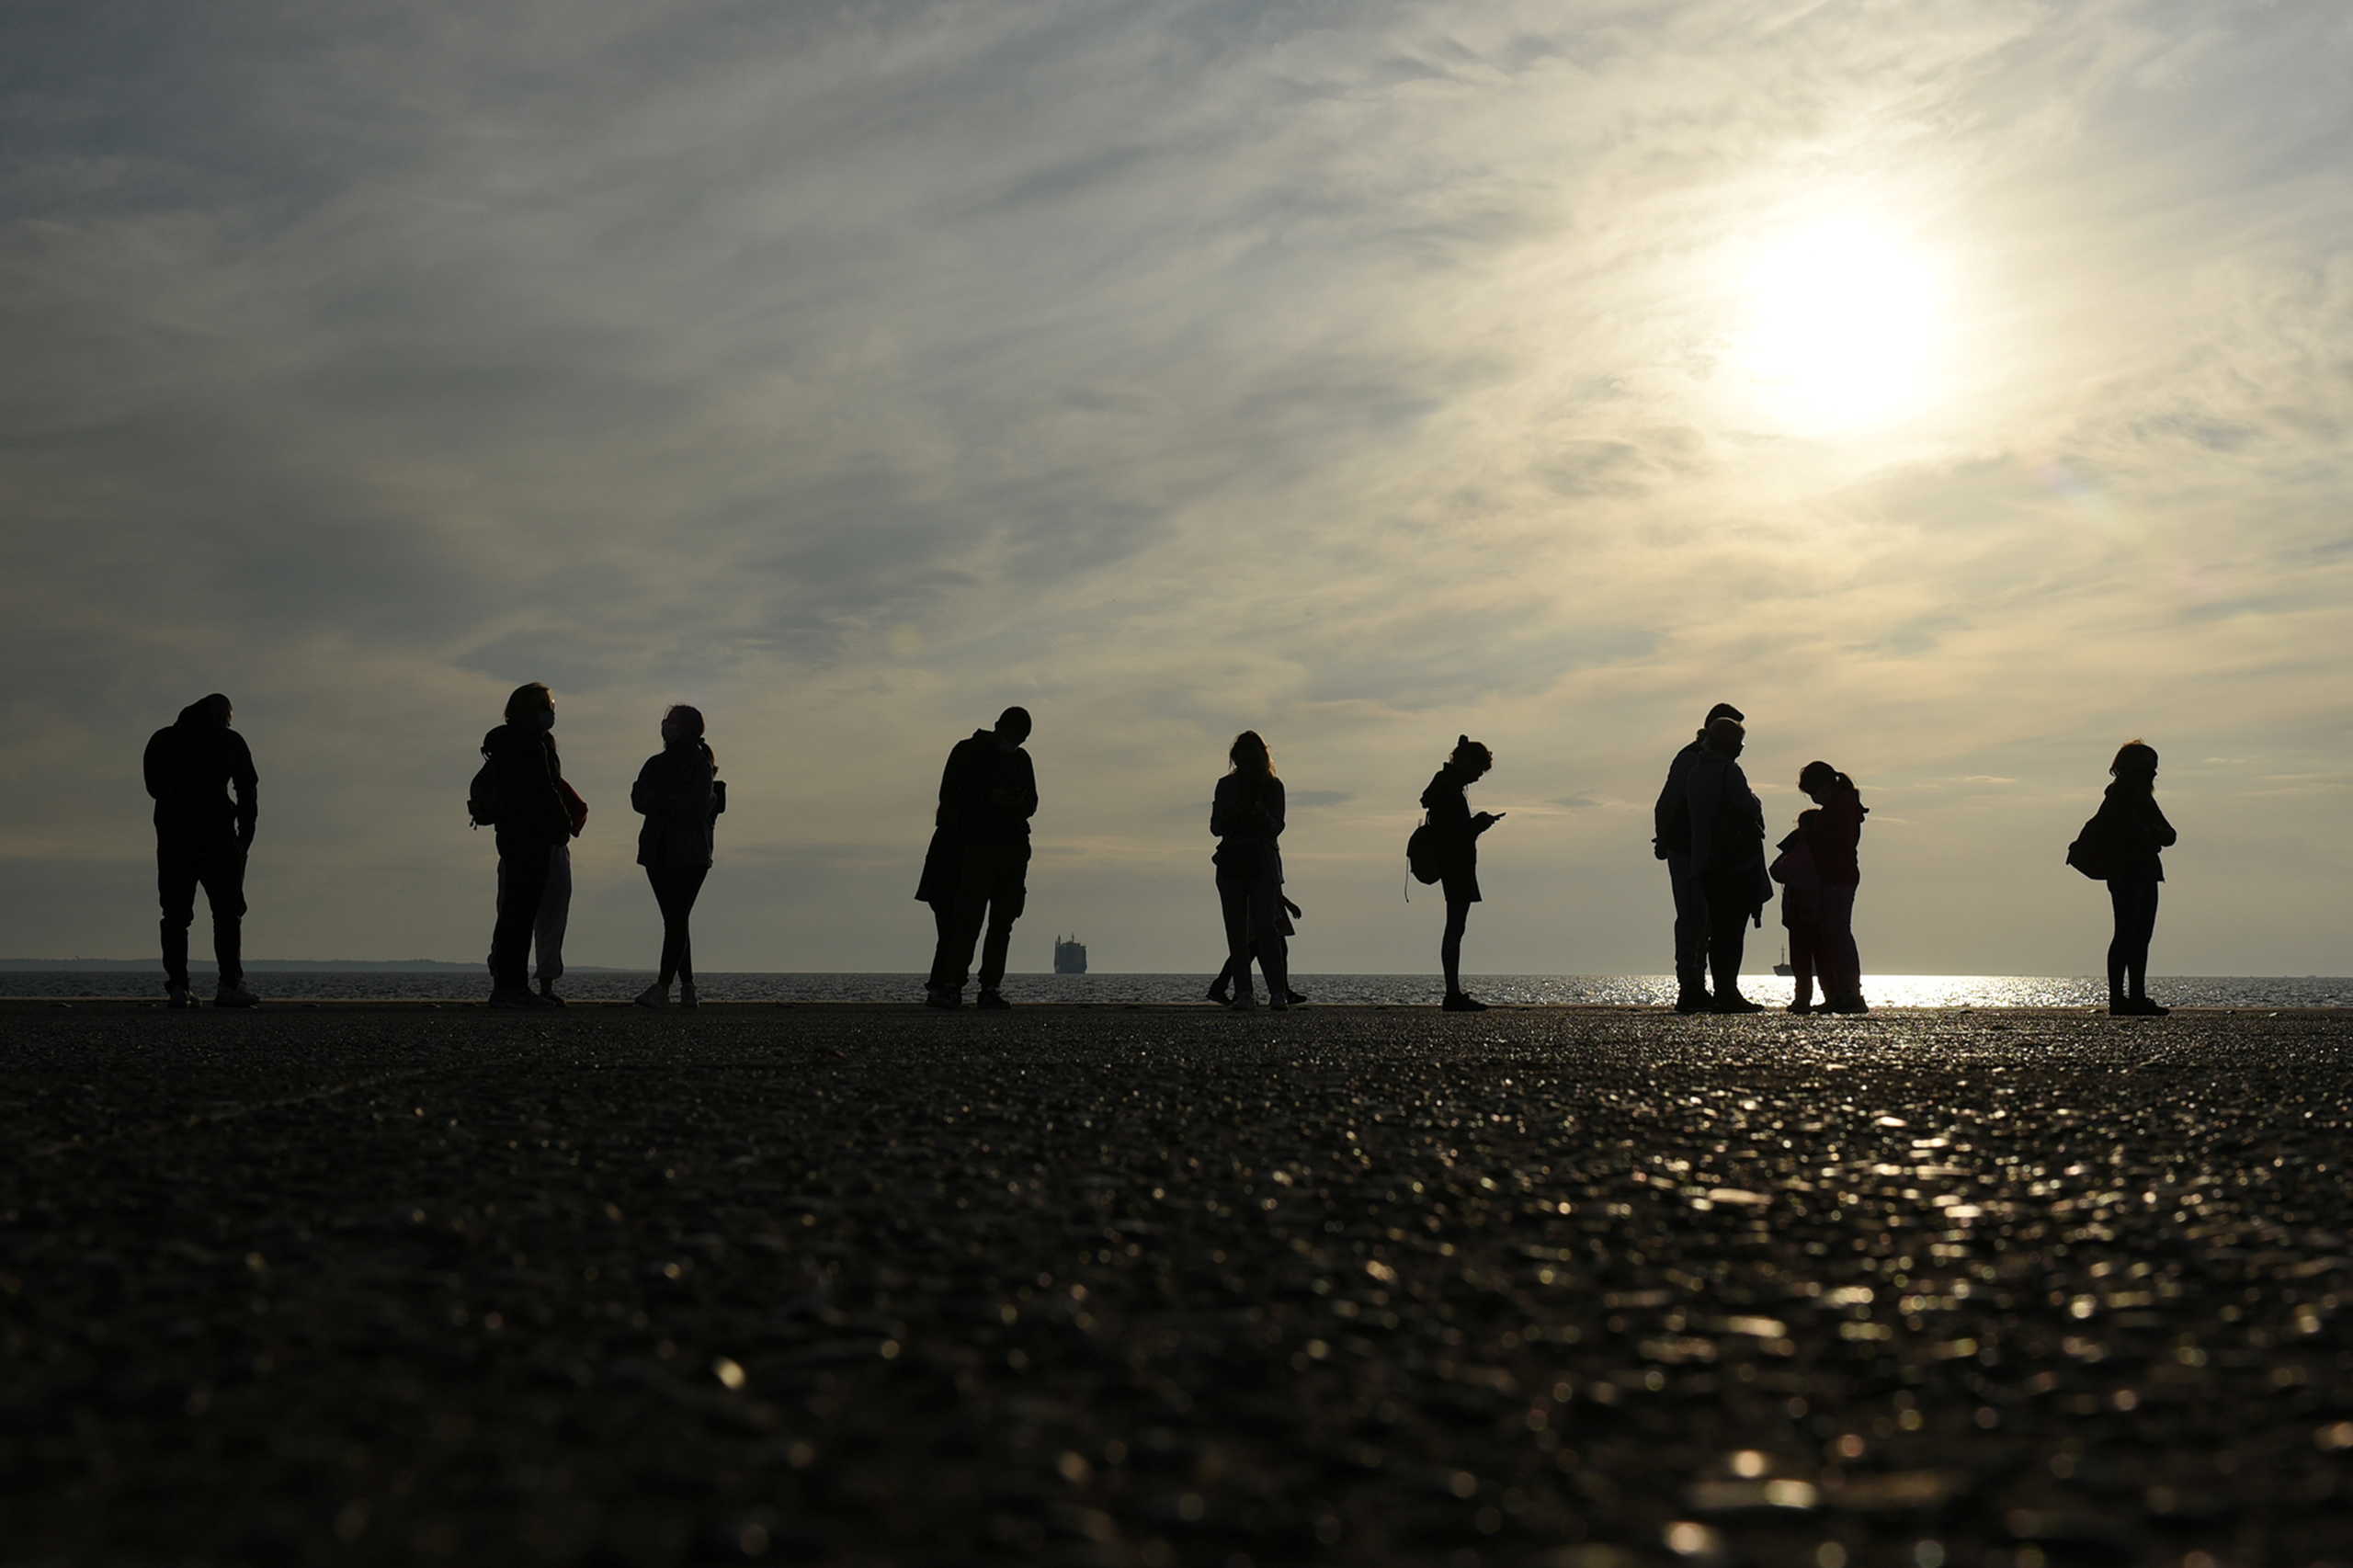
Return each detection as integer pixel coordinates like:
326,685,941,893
478,683,572,1009
1682,716,1771,1013
144,693,259,1008
919,707,1038,1009
631,705,724,1009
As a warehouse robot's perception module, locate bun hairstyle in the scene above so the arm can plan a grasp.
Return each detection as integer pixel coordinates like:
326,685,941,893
1228,729,1275,777
1449,734,1493,772
1800,760,1867,814
2109,739,2158,781
665,703,715,767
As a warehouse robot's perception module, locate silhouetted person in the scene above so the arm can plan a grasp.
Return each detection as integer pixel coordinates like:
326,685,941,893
1424,735,1502,1011
1782,761,1869,1015
1654,701,1744,1012
530,776,589,1004
144,693,258,1008
1685,716,1769,1013
1211,731,1291,1010
481,683,571,1009
920,707,1038,1009
632,705,724,1009
1208,894,1306,1006
2092,740,2176,1016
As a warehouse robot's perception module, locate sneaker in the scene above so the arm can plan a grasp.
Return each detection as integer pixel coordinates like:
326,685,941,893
1229,992,1257,1011
1441,992,1489,1012
212,983,259,1008
488,987,539,1009
632,983,669,1010
1710,994,1765,1014
924,988,961,1010
1787,1000,1813,1015
1205,982,1231,1005
1673,991,1712,1015
535,983,566,1006
975,990,1011,1010
677,983,699,1010
165,983,195,1010
2111,996,2169,1017
1283,988,1309,1006
1827,996,1870,1015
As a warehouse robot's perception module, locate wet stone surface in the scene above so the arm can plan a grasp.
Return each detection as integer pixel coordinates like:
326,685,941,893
3,1006,2349,1566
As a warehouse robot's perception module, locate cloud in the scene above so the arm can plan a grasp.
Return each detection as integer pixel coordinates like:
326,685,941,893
3,0,2350,975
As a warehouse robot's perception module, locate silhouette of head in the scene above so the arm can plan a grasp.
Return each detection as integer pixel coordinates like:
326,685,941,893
2110,740,2159,783
1800,760,1862,806
663,704,706,746
1705,717,1745,756
191,693,233,728
1228,730,1274,777
1449,735,1493,780
506,683,554,730
1704,702,1744,727
995,706,1032,748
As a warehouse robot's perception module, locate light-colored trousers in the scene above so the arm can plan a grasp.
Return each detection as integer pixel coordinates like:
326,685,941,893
533,844,572,984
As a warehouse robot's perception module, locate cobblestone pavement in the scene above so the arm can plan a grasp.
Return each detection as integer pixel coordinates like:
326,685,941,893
4,1005,2347,1566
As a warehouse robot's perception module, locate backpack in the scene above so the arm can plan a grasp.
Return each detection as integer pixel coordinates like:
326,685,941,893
1405,817,1444,885
2064,812,2111,881
466,757,501,829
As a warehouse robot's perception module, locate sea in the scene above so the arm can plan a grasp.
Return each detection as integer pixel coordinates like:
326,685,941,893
4,971,2347,1008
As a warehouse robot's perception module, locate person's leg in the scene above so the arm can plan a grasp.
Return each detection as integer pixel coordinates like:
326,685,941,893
650,869,688,987
157,835,198,994
926,901,960,994
671,865,708,991
1441,900,1469,995
1218,873,1256,1003
197,839,250,995
1821,884,1860,1004
534,845,572,991
976,848,1025,996
1788,918,1816,1010
1247,877,1289,1002
1667,854,1709,999
1705,878,1749,1002
939,848,991,996
1208,955,1236,999
490,839,550,993
2125,883,2158,999
2106,881,2131,1004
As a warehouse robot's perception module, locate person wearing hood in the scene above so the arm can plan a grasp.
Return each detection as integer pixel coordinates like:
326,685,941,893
1422,734,1503,1012
631,705,724,1009
1782,761,1870,1015
143,693,259,1008
1653,701,1743,1013
481,683,572,1009
918,706,1038,1009
1682,716,1771,1013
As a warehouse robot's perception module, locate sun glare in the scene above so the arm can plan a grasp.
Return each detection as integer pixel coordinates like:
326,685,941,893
1725,218,1959,437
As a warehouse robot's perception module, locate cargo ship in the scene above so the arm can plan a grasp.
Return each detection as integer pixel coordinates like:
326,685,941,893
1053,935,1088,975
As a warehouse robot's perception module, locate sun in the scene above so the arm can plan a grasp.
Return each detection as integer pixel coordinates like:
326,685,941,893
1724,217,1959,437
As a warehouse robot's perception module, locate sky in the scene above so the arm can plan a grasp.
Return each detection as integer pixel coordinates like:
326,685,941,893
4,0,2349,977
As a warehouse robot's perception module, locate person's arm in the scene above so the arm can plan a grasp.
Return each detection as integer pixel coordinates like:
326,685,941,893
1018,752,1038,822
1686,759,1722,870
142,731,165,802
231,734,258,846
1211,776,1233,839
558,778,588,836
2148,799,2177,848
1264,778,1285,840
938,740,983,833
630,756,662,817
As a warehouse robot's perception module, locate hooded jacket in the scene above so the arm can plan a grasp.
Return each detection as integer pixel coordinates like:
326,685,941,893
481,723,572,846
633,741,722,870
2092,778,2176,883
144,700,257,839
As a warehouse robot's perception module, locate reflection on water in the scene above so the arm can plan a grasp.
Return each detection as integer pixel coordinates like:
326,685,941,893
5,971,2347,1007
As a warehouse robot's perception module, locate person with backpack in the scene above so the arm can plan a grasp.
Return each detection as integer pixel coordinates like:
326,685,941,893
1211,731,1291,1011
919,707,1038,1009
1654,701,1744,1013
1779,761,1869,1015
143,693,260,1008
1683,716,1770,1014
477,683,572,1009
631,705,724,1009
2084,740,2177,1016
1421,735,1502,1012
